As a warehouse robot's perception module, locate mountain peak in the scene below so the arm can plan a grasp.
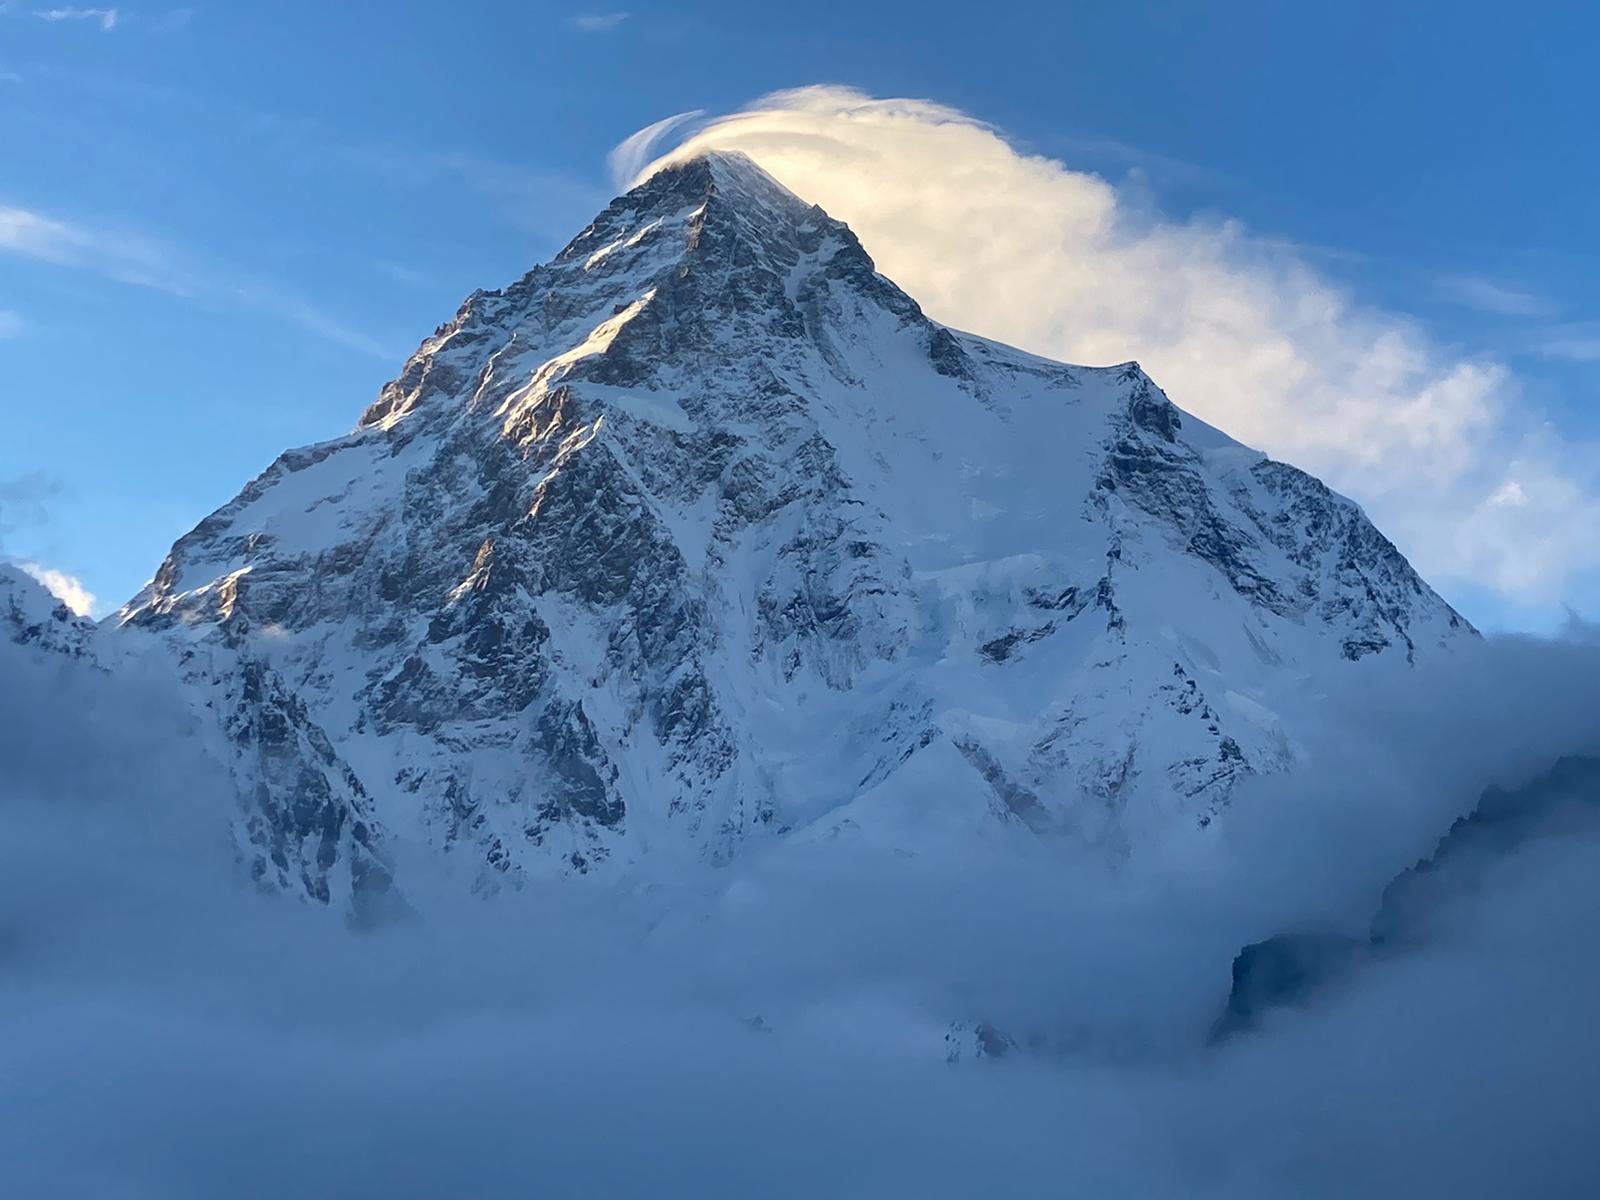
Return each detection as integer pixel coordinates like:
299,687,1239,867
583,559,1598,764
631,146,800,206
555,147,810,263
351,145,920,433
642,145,782,186
2,563,99,661
116,153,1472,908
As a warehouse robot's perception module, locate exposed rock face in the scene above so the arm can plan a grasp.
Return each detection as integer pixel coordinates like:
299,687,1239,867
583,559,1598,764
115,152,1472,902
945,1020,1016,1065
2,565,98,661
2,564,400,921
215,652,398,919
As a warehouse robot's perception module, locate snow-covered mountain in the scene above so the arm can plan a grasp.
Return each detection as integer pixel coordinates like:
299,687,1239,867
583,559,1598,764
2,563,399,920
4,564,110,664
113,152,1471,905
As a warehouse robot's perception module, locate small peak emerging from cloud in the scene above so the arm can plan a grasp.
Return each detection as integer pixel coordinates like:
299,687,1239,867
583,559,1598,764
18,561,96,616
33,6,119,30
567,11,628,33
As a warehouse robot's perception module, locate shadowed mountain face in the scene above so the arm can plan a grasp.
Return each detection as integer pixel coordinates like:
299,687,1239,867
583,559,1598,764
2,564,401,924
1215,756,1600,1040
111,152,1471,906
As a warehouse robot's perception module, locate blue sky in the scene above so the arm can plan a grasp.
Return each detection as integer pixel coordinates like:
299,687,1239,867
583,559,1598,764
2,1,1597,630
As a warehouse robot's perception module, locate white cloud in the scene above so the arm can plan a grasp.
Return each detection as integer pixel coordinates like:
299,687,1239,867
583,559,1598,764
0,205,82,262
33,6,118,30
567,11,628,33
0,202,199,294
1488,480,1528,508
1532,323,1600,363
0,201,395,359
1433,273,1555,318
17,561,96,615
609,110,705,184
620,87,1600,605
4,609,1600,1195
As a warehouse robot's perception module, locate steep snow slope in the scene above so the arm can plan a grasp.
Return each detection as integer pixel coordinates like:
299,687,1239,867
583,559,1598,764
117,153,1471,900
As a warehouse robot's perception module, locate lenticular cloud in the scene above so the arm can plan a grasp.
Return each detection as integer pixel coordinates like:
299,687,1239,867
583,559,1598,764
616,86,1600,607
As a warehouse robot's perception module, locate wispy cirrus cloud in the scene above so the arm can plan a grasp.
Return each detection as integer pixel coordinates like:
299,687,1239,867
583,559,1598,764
1529,322,1600,363
609,111,705,184
0,309,21,338
0,200,396,359
32,6,119,30
1433,273,1557,319
0,202,201,294
566,11,628,33
227,280,397,360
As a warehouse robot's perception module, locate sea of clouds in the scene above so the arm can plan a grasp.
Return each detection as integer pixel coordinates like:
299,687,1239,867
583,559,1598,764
6,81,1600,1198
5,617,1600,1197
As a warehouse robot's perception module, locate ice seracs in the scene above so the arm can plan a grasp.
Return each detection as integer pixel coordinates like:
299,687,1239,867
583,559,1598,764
113,151,1472,904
